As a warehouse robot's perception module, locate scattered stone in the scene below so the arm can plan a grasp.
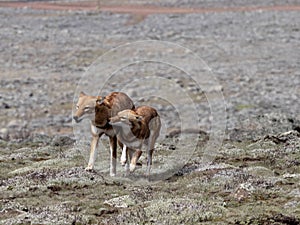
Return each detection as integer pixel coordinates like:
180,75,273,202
0,128,9,140
7,119,22,129
231,187,251,202
287,189,300,198
166,128,208,138
127,89,138,98
2,102,10,109
28,133,52,145
51,135,75,146
104,195,136,208
283,173,300,179
244,166,275,177
284,200,300,209
47,185,62,192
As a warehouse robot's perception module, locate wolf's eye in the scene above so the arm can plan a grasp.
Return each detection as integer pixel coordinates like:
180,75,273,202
76,105,79,110
84,106,90,112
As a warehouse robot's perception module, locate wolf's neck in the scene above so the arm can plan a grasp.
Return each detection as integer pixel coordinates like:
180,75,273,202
122,124,133,136
131,121,142,137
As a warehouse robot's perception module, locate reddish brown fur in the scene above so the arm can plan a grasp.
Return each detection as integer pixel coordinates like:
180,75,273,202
109,105,161,175
128,106,158,140
74,91,134,175
95,92,135,128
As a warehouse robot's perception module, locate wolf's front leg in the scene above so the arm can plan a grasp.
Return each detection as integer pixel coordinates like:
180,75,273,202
130,149,142,172
120,144,127,166
109,136,117,176
146,149,154,176
146,134,156,176
85,133,101,171
125,146,131,175
124,147,135,175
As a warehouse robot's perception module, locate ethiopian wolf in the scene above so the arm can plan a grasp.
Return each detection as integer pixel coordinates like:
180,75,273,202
73,91,134,176
108,106,161,176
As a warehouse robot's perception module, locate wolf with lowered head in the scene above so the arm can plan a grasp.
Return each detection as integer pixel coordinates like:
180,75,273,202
107,106,161,176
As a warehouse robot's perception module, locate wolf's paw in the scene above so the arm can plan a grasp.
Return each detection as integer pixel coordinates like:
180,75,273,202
120,159,127,166
85,165,94,171
129,163,136,172
144,167,151,177
110,172,116,177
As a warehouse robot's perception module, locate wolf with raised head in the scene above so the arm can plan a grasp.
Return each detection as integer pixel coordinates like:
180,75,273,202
73,91,134,176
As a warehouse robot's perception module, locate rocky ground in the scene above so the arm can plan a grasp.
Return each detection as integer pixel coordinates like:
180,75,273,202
0,1,299,224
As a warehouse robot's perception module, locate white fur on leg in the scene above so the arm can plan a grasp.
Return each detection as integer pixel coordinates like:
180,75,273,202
86,154,96,171
110,145,116,176
86,152,96,171
129,163,136,172
120,144,127,166
86,136,99,171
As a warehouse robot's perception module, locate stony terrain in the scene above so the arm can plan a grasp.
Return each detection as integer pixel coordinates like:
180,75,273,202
0,1,299,224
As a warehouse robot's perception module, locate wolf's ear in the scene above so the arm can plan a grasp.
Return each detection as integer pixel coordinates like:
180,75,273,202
96,96,104,105
79,91,86,97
